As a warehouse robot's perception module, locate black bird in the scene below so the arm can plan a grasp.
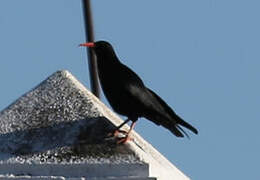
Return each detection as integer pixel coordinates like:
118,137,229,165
80,41,198,143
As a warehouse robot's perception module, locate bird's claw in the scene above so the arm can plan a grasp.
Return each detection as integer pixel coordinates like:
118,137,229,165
105,129,133,144
107,129,128,138
116,135,133,144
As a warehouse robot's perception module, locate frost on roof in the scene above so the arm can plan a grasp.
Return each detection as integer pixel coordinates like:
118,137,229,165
0,70,141,164
0,70,190,180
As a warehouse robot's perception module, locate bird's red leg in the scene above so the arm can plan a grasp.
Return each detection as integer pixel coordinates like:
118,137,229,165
107,118,130,137
117,121,136,144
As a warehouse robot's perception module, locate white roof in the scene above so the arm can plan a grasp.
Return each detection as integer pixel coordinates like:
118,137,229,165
0,70,190,180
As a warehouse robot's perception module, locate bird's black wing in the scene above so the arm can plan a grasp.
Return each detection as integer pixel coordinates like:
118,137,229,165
116,63,198,137
110,63,153,116
117,65,186,137
146,88,198,135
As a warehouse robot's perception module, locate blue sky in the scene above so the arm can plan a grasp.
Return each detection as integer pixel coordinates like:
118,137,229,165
0,1,259,179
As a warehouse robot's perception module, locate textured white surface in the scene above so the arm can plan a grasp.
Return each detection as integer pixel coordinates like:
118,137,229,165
0,175,156,180
0,70,189,180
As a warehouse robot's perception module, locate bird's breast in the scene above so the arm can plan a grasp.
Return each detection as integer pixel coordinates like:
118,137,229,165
98,72,140,116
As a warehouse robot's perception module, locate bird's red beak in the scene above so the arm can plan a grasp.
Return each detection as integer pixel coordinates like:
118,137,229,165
79,42,95,47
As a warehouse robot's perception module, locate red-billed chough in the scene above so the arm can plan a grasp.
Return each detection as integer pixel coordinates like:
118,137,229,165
80,41,198,143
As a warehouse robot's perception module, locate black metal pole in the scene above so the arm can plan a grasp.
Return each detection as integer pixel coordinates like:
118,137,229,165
82,0,100,98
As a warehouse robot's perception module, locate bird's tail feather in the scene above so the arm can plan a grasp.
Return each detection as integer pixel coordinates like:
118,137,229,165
148,114,196,138
176,114,198,135
168,125,185,137
146,88,198,137
166,122,190,138
163,114,198,138
177,125,190,139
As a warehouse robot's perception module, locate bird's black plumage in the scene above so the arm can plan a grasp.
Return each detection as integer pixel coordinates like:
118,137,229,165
82,40,198,138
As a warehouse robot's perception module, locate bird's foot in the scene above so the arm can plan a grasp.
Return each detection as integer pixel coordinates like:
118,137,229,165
107,129,128,138
116,135,133,144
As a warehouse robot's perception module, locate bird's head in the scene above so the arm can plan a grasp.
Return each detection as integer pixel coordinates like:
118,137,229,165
79,40,116,58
